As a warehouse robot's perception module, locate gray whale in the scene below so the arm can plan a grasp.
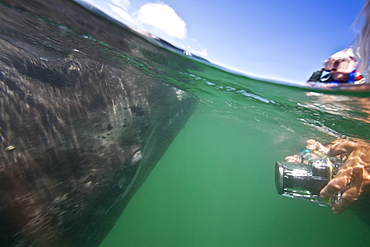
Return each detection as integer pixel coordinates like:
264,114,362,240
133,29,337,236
0,0,196,246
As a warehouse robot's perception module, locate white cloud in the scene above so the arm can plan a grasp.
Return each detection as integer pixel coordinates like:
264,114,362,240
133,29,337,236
135,3,187,39
78,0,206,57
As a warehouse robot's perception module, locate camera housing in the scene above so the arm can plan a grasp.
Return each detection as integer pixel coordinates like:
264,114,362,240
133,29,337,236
275,149,342,206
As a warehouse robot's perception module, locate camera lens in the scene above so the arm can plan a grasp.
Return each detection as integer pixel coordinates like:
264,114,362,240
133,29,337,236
275,161,331,196
275,161,285,195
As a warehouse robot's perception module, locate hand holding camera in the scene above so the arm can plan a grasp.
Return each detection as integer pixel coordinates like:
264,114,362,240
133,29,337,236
276,138,370,214
311,138,370,214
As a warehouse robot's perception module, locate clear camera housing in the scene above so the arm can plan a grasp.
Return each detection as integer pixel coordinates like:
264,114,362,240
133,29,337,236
275,149,342,206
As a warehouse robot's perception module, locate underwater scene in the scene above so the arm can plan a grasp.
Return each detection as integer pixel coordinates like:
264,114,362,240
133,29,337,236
1,0,370,246
99,66,370,245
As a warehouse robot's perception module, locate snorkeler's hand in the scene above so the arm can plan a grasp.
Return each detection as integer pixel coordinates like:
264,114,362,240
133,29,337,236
305,139,330,154
320,164,367,215
306,138,370,214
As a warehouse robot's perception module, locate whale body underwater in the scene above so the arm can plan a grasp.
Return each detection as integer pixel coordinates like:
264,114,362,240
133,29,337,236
0,0,197,246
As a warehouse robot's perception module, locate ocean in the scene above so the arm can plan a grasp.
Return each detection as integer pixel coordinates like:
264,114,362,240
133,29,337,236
2,0,370,246
94,4,370,247
98,65,370,247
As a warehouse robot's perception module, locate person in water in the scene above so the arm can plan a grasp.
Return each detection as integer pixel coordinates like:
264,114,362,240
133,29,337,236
307,48,364,84
293,0,370,216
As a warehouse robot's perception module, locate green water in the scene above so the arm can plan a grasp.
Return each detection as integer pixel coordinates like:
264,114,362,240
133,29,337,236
99,66,370,246
100,107,369,247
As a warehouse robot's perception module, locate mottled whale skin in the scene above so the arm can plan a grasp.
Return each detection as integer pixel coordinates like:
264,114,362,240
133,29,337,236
0,1,196,246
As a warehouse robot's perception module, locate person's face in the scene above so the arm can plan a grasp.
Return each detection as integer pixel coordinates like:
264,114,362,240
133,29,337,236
331,70,349,82
329,60,350,82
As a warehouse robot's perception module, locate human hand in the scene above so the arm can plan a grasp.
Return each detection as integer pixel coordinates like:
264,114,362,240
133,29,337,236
320,164,367,214
305,139,370,214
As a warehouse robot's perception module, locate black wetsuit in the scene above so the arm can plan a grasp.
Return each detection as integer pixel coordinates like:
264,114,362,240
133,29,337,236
307,70,334,82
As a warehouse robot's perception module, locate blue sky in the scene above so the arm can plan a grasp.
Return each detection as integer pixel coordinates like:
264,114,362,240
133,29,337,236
78,0,366,83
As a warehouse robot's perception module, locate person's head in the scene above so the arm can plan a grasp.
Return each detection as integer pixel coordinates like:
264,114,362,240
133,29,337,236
323,49,358,81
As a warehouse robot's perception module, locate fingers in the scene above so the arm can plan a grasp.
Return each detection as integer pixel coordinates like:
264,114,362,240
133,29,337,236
284,155,301,162
320,166,364,214
332,185,359,215
305,139,330,154
306,139,318,151
320,174,351,199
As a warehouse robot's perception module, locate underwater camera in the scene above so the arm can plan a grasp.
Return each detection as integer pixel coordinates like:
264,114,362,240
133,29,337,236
275,148,343,206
